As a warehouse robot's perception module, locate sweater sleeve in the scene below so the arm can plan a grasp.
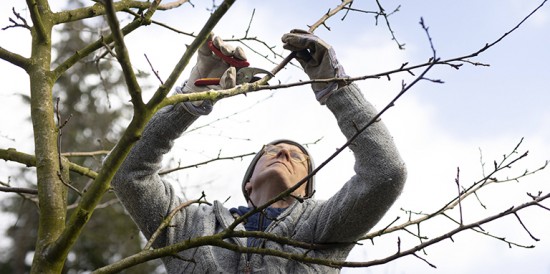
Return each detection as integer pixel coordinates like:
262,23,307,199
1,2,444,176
111,102,201,247
297,83,407,243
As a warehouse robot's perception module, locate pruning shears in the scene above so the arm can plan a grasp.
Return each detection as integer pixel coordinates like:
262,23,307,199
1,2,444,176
194,41,274,86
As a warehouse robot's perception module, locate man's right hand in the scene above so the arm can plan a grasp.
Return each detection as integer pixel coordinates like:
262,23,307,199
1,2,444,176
186,34,247,92
177,34,247,115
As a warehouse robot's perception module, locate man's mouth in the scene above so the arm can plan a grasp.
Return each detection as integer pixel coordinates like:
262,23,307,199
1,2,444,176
269,161,292,173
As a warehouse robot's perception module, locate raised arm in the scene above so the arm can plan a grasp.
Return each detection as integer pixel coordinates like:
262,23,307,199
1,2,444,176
318,82,406,243
282,30,407,243
111,34,245,245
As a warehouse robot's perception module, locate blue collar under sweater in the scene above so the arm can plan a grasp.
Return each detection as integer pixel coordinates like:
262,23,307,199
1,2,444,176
230,206,286,247
230,206,287,232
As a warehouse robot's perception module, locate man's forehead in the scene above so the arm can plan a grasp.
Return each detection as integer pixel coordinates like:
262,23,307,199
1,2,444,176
272,143,302,151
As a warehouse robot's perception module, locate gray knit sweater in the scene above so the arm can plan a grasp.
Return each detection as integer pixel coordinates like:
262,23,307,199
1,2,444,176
111,83,407,273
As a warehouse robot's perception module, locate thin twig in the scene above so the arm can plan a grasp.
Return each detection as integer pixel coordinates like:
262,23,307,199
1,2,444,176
513,212,540,241
455,167,464,225
374,1,404,49
159,152,255,175
61,150,111,157
144,193,209,250
57,171,82,197
0,186,38,195
144,53,164,84
2,8,31,30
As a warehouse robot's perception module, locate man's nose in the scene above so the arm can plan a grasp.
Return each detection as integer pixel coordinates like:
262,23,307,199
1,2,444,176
276,148,292,161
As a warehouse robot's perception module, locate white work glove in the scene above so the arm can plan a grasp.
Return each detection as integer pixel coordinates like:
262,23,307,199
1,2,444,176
281,29,348,104
176,34,246,115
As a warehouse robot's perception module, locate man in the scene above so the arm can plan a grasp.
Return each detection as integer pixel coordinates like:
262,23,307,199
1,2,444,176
112,30,407,273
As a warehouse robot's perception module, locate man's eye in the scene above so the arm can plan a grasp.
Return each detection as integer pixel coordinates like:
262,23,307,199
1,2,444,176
290,152,304,161
265,146,280,155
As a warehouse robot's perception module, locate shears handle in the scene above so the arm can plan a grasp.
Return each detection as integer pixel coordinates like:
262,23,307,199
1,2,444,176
194,78,223,86
193,41,250,86
208,41,249,68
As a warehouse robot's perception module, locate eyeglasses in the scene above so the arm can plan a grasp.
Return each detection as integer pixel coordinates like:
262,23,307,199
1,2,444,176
263,144,309,163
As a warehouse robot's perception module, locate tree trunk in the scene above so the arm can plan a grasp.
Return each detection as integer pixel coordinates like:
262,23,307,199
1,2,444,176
27,2,68,272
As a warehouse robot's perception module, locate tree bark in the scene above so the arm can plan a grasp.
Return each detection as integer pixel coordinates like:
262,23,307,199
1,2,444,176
26,1,68,272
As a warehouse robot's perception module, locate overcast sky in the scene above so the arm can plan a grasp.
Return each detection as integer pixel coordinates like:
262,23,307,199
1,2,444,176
1,0,549,273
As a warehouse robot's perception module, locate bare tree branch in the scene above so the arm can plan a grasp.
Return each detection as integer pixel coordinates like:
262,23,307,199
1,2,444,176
2,7,31,31
144,192,210,250
364,138,547,242
144,53,164,84
0,185,38,195
148,0,237,108
307,0,353,32
61,150,110,157
54,0,191,25
374,1,404,49
454,167,464,225
92,191,550,272
159,152,256,175
158,0,548,111
0,46,31,71
122,7,196,38
51,2,161,81
26,0,50,42
0,148,98,179
102,0,150,110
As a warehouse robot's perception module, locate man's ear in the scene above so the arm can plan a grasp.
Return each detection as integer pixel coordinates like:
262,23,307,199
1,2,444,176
244,182,254,207
244,182,252,195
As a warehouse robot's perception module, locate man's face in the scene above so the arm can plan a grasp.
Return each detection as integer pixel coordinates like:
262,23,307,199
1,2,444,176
246,143,310,200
